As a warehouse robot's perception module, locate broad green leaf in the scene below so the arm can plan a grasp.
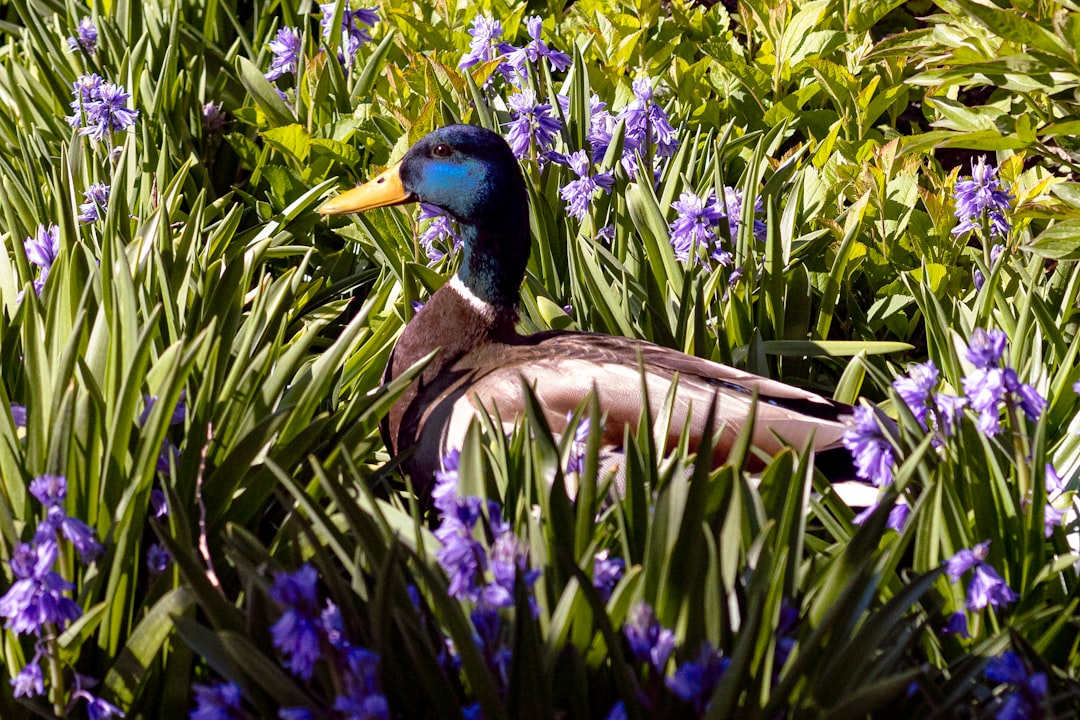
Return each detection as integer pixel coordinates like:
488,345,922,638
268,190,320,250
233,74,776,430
263,124,311,163
848,0,909,33
103,587,196,705
235,56,294,127
1027,219,1080,259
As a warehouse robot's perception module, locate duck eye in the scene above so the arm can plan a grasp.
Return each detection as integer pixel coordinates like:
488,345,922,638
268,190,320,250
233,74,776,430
432,143,452,158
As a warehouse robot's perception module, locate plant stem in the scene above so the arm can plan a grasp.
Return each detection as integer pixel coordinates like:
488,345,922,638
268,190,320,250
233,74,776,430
1006,399,1030,500
46,626,65,716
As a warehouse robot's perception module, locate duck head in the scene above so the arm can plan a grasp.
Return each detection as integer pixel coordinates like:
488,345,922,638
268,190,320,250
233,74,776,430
320,125,531,308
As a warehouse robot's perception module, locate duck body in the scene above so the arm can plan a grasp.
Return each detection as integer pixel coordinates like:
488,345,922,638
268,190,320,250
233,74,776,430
321,125,854,488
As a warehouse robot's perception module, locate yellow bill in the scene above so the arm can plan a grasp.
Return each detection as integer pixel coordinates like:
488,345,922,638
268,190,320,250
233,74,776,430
319,161,412,215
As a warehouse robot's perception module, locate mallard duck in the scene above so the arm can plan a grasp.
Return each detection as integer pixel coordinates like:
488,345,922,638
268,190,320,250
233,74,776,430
320,125,857,489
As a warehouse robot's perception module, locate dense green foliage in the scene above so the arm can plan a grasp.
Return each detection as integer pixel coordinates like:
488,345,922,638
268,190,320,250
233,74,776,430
0,0,1079,717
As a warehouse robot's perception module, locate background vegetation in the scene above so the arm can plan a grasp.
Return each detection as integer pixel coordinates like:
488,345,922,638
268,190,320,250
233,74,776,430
0,0,1079,716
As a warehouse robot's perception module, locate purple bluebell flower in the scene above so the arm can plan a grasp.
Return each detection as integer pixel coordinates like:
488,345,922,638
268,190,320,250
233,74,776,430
987,651,1029,685
320,600,349,651
29,474,66,506
953,157,1012,237
28,476,103,561
605,702,628,720
0,540,82,635
852,504,875,525
431,448,461,512
459,16,507,69
470,604,507,669
279,709,312,720
893,361,939,428
962,367,1006,436
331,647,389,718
565,412,593,474
319,4,378,67
344,647,382,695
269,562,320,611
505,16,571,74
946,542,1016,610
78,183,110,223
887,504,911,531
270,564,323,681
934,394,967,437
25,224,60,272
966,328,1008,368
852,502,910,531
271,610,321,680
482,531,539,609
715,186,766,241
985,651,1047,720
624,601,676,671
1043,464,1068,537
432,449,483,528
1003,369,1045,422
842,405,895,487
190,681,243,720
68,73,103,125
626,79,676,150
990,243,1005,265
10,661,44,698
967,564,1017,610
586,95,625,164
37,506,103,562
1046,464,1066,495
1043,504,1064,538
486,500,510,538
156,442,180,475
140,391,188,427
471,602,512,682
431,448,541,664
777,602,799,635
72,81,138,142
486,532,525,596
619,77,678,174
431,447,487,602
592,550,624,602
435,514,486,601
67,17,98,54
667,642,729,714
149,487,168,518
405,584,422,610
202,102,227,134
333,693,389,720
77,691,123,719
10,404,26,427
667,186,761,264
559,150,614,221
266,27,302,81
946,541,989,579
344,7,380,41
669,190,723,263
505,89,562,159
418,203,462,262
147,543,170,574
960,328,1044,435
942,611,970,638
